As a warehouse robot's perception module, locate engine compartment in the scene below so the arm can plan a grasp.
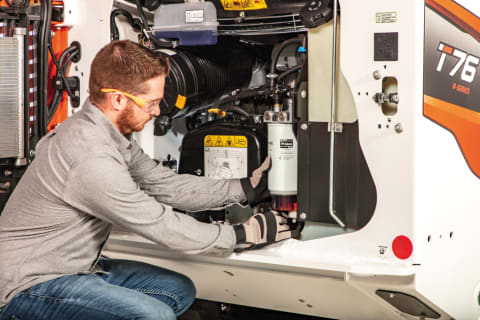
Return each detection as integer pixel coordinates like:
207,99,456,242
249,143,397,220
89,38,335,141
126,0,377,237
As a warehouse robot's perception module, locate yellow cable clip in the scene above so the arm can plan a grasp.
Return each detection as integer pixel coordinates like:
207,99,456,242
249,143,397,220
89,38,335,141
208,108,226,117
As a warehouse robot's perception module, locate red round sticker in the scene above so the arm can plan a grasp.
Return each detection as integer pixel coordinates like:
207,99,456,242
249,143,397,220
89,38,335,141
392,235,413,260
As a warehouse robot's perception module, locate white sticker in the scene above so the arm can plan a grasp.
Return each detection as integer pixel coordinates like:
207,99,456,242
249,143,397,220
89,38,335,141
278,139,295,160
376,12,397,24
185,9,204,23
204,147,247,179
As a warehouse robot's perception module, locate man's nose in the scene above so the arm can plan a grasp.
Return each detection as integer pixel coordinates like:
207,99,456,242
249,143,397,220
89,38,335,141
153,104,160,117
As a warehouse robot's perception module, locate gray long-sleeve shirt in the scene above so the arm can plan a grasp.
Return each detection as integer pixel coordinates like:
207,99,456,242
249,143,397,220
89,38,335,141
0,99,246,307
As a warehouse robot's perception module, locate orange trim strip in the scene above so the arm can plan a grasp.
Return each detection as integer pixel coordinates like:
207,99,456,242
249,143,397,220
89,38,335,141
426,0,480,43
424,95,480,177
0,0,37,7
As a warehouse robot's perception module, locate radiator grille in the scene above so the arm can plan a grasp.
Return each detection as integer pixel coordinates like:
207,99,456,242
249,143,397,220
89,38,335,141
0,37,22,159
218,13,306,36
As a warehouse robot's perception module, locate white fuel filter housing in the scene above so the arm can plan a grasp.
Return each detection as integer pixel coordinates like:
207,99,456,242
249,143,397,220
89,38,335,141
267,123,298,196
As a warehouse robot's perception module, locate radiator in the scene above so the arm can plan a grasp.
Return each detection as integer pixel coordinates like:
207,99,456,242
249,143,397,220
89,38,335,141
0,28,25,162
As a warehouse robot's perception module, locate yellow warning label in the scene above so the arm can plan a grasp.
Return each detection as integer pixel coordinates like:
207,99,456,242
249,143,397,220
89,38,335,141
215,136,224,147
175,95,186,109
220,0,267,11
204,135,248,148
225,136,234,147
234,136,248,148
204,136,214,147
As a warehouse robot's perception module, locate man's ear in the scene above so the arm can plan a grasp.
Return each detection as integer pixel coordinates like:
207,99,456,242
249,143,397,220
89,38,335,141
110,93,127,112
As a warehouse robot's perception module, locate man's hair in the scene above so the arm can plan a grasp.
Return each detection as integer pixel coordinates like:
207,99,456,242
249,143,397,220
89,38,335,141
89,40,170,105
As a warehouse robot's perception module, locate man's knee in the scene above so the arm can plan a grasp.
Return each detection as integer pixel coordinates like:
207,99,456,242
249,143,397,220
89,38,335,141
174,274,196,314
135,300,177,320
178,274,196,300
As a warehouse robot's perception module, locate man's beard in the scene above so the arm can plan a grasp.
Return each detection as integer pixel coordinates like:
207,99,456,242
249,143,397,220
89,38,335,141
117,103,151,135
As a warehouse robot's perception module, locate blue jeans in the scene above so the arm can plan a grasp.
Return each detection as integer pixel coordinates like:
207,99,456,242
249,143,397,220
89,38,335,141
0,258,196,320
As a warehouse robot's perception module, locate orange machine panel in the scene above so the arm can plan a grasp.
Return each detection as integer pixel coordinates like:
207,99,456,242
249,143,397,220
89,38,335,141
424,0,480,177
47,0,70,131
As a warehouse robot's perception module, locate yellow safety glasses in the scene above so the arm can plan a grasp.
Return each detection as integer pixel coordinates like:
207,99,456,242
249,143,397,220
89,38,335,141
101,88,160,114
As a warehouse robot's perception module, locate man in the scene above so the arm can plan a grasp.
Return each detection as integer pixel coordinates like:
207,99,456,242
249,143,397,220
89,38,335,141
0,40,293,320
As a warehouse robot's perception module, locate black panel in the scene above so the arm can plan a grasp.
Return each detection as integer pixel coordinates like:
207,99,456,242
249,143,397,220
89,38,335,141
374,32,398,61
376,290,441,318
297,122,376,228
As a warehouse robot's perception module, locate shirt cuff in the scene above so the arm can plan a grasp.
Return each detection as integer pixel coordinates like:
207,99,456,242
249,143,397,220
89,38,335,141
230,179,247,203
204,224,237,256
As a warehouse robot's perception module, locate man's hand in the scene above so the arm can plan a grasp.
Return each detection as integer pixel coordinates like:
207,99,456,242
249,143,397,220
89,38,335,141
240,156,270,207
233,210,292,250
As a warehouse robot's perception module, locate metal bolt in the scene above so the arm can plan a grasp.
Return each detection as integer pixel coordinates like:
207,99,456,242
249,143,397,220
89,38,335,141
195,169,202,176
4,169,12,177
389,93,399,104
394,123,403,133
300,123,308,131
239,11,245,18
300,90,307,99
264,111,274,121
220,303,229,312
299,212,307,220
373,70,382,80
29,149,35,158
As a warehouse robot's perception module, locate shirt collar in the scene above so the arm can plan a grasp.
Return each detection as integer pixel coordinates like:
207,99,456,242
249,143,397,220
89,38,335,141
81,98,132,152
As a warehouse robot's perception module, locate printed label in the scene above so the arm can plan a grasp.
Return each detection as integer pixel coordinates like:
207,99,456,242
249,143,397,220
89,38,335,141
204,148,247,179
220,0,267,11
376,12,397,23
204,135,248,179
185,9,204,23
378,245,388,258
204,135,248,148
280,139,294,149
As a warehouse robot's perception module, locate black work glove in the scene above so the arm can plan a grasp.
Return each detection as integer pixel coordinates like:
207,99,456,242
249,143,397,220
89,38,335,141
240,156,270,207
233,210,292,251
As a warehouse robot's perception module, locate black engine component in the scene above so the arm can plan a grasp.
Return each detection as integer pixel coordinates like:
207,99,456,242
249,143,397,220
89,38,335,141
156,41,254,116
179,121,267,178
178,120,267,222
300,0,333,29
